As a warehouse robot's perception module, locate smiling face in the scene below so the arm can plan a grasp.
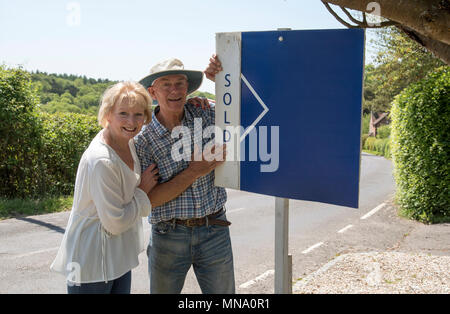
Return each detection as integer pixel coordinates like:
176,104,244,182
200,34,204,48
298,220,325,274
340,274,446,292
106,99,146,143
148,74,189,114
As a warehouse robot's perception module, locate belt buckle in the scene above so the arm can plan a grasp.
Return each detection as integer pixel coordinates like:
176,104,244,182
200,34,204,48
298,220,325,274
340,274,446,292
185,218,197,227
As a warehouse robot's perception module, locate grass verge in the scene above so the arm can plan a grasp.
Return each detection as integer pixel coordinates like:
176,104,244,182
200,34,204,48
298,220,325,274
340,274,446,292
0,196,73,221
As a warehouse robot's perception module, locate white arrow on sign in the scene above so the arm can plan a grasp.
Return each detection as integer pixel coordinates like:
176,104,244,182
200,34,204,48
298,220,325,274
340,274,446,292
240,74,269,142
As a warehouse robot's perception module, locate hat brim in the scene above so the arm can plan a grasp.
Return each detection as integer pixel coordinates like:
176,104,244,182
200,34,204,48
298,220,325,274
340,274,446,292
139,70,203,95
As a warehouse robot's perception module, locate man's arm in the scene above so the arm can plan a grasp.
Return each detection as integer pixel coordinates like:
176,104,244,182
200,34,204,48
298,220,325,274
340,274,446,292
147,144,226,208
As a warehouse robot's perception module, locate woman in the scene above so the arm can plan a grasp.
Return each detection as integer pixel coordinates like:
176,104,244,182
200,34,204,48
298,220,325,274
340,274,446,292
51,81,158,293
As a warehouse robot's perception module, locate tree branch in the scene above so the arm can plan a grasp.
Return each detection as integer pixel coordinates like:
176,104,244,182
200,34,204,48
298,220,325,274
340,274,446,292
322,2,357,28
322,1,398,29
397,25,450,64
322,0,450,46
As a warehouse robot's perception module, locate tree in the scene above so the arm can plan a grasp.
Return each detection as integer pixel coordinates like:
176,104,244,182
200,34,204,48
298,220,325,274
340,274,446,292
322,0,450,64
364,27,444,112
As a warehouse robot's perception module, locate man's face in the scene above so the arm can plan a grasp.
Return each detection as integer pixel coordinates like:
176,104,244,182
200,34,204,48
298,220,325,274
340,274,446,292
148,74,188,113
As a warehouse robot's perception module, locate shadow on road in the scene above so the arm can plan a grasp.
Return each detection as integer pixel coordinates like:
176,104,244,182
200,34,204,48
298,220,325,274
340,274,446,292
16,217,65,234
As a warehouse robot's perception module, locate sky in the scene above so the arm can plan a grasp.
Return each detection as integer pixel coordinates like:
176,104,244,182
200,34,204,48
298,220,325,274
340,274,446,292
0,0,378,93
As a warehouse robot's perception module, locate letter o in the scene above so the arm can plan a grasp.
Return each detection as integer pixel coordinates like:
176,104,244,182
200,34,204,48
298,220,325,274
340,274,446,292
223,93,232,106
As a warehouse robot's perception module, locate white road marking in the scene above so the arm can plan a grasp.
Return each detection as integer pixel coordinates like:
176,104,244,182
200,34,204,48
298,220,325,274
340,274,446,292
361,203,386,220
302,242,324,254
228,207,246,214
337,224,354,234
239,269,275,289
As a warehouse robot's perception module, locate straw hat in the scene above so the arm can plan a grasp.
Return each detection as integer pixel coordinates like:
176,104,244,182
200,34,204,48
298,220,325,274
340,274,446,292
139,58,203,94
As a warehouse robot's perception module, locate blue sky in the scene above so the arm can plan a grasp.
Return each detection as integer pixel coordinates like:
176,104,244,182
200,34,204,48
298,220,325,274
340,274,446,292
0,0,378,93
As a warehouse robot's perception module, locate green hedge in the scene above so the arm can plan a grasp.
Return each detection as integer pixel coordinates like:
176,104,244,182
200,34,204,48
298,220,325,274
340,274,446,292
40,112,101,196
363,137,391,158
1,65,101,199
0,66,44,198
390,67,449,223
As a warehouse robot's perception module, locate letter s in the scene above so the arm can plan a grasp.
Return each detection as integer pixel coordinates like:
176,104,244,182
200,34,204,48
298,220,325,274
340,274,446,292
225,74,231,87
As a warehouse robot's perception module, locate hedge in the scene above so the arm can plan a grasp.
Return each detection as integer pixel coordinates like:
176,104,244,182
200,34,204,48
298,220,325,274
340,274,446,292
1,65,102,199
0,66,44,198
363,137,391,158
390,67,449,223
40,112,101,196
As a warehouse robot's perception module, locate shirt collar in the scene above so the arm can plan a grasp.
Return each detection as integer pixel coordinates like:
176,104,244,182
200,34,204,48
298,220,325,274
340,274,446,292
149,104,194,137
149,106,169,137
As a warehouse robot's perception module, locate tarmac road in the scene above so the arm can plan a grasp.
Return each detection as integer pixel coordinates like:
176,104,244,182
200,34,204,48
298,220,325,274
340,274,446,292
0,153,405,294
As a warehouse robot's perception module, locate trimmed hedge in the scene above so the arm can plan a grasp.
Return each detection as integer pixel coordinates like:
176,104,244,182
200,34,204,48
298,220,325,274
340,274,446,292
0,66,44,198
40,112,101,196
390,67,449,223
1,65,101,198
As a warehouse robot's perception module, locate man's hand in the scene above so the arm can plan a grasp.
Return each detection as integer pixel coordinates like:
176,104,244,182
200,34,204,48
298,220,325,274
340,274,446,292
187,96,212,110
204,54,223,82
188,143,227,180
147,144,227,208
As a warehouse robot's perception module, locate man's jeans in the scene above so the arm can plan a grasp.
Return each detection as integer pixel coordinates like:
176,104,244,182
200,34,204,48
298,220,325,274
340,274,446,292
147,211,235,294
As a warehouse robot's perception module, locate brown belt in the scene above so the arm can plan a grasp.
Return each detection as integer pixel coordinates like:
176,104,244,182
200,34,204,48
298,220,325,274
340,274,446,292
174,209,231,227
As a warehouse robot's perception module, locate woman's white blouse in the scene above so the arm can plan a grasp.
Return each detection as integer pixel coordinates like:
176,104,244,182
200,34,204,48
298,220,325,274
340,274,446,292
50,130,151,284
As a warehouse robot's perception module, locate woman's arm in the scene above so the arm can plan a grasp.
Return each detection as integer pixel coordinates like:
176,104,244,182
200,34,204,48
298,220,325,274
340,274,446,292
90,159,151,236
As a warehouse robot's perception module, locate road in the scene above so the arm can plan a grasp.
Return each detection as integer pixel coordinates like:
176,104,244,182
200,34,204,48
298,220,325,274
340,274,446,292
0,153,396,294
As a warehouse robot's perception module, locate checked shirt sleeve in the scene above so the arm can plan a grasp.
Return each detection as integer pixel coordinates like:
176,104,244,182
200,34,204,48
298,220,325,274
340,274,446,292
134,127,154,174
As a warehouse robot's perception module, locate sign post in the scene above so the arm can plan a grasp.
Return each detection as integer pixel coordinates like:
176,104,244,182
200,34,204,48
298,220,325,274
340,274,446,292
215,28,365,294
273,28,292,295
275,197,290,294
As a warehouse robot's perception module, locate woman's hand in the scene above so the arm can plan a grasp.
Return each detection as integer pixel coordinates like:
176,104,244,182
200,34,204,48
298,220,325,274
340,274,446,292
187,96,212,110
138,164,159,194
204,54,223,82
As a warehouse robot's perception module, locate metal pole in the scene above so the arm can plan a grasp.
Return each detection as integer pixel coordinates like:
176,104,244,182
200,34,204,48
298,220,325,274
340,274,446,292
275,197,290,293
274,27,293,295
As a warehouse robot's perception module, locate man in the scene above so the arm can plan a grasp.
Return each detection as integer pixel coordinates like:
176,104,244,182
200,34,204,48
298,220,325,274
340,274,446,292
135,57,234,294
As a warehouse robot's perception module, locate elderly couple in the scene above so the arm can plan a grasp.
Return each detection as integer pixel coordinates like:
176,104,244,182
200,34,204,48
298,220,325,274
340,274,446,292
50,55,233,294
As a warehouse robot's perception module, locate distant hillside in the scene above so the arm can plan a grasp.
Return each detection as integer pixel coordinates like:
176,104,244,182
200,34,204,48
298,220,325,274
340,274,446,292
31,71,116,115
31,71,215,116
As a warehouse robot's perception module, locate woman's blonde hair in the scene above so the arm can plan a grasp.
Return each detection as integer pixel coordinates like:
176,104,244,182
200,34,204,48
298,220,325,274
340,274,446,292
98,81,152,128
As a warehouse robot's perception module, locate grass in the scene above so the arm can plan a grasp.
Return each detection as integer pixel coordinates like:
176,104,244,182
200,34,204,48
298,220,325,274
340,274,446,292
362,149,391,159
0,195,73,220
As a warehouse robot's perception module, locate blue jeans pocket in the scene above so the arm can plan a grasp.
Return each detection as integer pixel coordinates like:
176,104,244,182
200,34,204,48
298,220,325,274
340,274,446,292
153,221,172,235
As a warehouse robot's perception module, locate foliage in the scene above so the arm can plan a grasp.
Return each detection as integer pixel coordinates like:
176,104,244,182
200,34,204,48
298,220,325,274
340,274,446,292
390,67,449,224
363,137,391,159
361,113,370,134
191,90,215,100
0,65,101,199
364,27,444,113
31,71,114,115
376,124,391,139
31,71,216,114
0,196,73,220
0,65,45,198
40,112,101,196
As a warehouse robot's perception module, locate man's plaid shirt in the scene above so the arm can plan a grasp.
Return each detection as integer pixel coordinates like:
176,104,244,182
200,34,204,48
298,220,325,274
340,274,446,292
134,103,227,224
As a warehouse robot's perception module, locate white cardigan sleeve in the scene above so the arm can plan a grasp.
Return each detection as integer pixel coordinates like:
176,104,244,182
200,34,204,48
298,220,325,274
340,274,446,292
90,158,151,236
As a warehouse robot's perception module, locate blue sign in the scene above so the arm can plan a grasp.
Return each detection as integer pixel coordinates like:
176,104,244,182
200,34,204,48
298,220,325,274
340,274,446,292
215,29,365,208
